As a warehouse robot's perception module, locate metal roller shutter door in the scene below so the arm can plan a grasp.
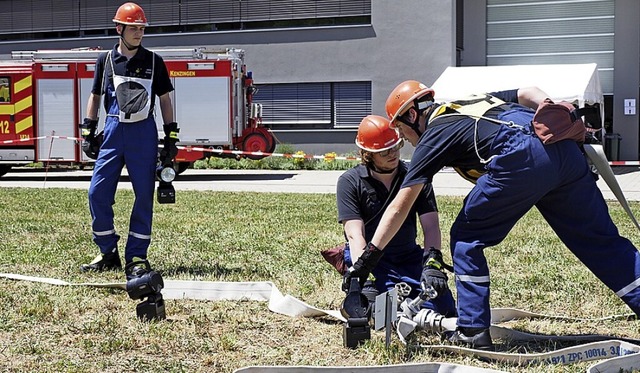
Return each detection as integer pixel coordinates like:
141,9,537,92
486,0,614,94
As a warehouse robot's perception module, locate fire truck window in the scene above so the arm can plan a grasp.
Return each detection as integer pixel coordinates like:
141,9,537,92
0,78,9,103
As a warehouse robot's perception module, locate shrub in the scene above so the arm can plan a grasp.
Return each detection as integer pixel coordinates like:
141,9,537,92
192,143,359,171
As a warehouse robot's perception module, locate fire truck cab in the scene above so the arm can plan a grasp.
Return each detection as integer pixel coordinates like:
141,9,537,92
0,47,274,177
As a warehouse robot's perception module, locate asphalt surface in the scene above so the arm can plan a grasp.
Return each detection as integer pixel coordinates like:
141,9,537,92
1,166,640,201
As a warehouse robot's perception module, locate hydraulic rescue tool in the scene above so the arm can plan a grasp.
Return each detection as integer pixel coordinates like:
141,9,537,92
341,277,371,348
125,259,166,321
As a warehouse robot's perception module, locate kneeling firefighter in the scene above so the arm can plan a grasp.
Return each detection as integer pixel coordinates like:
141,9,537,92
326,114,456,347
79,2,178,320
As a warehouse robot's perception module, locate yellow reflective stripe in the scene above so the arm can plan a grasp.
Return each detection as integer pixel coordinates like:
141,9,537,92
0,105,15,115
15,116,32,134
15,96,32,113
425,258,442,269
14,76,32,94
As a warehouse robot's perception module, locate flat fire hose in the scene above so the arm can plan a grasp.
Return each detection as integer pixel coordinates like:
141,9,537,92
584,143,640,231
2,273,640,372
0,273,345,320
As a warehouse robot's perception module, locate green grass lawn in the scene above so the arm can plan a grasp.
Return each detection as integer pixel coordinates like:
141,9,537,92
1,187,640,372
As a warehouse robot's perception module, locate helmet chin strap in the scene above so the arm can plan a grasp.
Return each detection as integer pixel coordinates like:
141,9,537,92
405,100,435,137
120,25,139,51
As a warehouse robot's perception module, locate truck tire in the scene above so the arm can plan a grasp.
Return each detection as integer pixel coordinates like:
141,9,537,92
242,132,270,160
0,165,11,177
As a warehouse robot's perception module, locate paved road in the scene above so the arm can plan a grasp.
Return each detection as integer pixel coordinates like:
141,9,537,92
2,166,640,201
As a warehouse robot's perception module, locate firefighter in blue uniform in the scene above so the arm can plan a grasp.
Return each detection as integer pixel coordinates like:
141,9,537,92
343,80,640,350
336,115,456,317
79,2,178,280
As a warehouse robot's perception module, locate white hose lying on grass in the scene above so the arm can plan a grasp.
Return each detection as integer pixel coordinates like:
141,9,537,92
1,272,640,373
584,143,640,231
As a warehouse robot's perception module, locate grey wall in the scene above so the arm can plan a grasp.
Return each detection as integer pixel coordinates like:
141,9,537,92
613,0,640,160
460,0,485,66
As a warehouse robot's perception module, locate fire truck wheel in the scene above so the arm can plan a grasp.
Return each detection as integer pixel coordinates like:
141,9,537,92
242,132,270,160
267,133,277,154
174,162,191,175
0,165,11,177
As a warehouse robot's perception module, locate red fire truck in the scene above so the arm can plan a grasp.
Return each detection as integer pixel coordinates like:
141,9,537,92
0,47,274,177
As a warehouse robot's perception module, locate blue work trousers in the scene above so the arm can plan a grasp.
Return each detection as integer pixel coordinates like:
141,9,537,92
452,109,640,328
88,115,158,263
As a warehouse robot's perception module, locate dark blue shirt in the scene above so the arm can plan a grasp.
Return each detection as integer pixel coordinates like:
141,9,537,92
402,89,526,188
337,162,437,250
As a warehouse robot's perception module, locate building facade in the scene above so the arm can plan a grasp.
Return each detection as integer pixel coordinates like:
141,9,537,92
0,0,638,160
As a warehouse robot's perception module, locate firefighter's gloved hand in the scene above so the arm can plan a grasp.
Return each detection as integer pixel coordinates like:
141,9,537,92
79,118,101,159
341,242,384,293
80,118,98,140
160,122,180,164
421,247,452,297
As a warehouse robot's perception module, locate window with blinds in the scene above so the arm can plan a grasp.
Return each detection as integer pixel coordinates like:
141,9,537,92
486,0,614,93
254,81,371,129
334,81,371,128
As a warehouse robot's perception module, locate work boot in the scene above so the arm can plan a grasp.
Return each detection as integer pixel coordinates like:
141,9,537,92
80,250,122,272
448,327,494,351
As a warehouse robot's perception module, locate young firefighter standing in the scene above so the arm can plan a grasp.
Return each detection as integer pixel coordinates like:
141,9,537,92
343,80,640,350
79,2,178,281
334,115,456,317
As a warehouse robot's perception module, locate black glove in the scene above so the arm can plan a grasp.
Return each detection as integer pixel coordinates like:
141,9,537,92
159,122,179,164
79,118,101,159
420,247,452,296
342,242,384,292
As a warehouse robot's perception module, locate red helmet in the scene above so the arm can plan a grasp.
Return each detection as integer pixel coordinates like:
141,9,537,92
385,80,434,127
355,115,402,152
113,2,148,26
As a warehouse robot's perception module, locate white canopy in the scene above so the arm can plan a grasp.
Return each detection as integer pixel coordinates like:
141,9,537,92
431,64,604,127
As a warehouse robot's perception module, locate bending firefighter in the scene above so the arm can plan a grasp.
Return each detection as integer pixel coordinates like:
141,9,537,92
343,80,640,351
79,2,178,284
333,115,456,318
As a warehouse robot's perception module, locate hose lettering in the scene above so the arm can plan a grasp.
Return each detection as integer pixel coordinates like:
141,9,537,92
584,348,607,358
610,345,637,356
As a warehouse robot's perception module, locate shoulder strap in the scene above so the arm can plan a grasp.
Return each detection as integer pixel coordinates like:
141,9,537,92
429,94,507,124
104,51,113,86
361,175,402,227
428,94,520,165
94,51,110,128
